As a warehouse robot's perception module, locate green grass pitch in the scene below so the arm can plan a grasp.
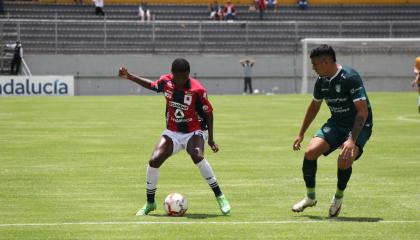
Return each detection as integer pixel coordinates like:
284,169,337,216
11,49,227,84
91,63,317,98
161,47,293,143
0,93,419,239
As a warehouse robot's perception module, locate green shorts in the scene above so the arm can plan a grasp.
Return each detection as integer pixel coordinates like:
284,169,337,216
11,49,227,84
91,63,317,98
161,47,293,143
315,119,372,160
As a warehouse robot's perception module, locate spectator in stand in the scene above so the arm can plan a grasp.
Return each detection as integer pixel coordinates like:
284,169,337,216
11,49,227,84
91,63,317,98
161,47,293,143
266,0,278,12
93,0,105,16
248,0,256,13
209,1,223,20
5,40,23,75
256,0,266,20
298,0,308,10
223,0,236,21
139,1,151,21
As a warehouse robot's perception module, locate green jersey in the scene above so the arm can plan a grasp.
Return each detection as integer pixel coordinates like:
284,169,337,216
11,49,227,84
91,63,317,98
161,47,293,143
313,65,373,129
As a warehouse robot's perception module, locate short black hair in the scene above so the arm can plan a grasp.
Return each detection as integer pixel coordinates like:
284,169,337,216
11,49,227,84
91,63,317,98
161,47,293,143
310,44,336,62
171,58,190,73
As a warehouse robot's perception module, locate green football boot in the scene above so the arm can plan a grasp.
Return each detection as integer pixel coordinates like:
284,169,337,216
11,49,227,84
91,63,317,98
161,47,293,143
136,202,157,216
216,195,231,215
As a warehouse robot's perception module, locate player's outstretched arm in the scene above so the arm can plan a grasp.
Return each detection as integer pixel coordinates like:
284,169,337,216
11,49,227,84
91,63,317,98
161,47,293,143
118,67,155,91
205,112,219,153
293,100,322,151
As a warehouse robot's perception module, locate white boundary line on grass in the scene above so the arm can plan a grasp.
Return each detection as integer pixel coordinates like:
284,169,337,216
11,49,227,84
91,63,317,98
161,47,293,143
0,220,419,227
397,115,420,123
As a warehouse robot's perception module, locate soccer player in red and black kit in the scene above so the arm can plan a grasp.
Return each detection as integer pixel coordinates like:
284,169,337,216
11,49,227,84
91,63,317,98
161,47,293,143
118,58,231,216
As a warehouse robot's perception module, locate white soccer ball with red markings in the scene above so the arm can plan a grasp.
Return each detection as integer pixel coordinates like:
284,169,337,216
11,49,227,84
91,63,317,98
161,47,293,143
163,193,188,216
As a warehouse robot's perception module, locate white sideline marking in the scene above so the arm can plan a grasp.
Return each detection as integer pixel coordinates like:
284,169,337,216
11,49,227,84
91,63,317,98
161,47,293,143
397,115,420,123
0,220,419,227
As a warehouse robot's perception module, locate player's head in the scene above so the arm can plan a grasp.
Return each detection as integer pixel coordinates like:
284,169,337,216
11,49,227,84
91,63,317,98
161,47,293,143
171,58,190,87
310,44,337,77
415,57,420,70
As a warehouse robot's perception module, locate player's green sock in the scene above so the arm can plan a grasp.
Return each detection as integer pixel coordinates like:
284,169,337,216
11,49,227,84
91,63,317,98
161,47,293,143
306,188,316,200
335,188,344,199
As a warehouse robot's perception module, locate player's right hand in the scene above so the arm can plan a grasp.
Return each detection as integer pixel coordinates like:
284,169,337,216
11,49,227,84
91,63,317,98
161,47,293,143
119,67,128,78
293,135,303,151
208,140,219,153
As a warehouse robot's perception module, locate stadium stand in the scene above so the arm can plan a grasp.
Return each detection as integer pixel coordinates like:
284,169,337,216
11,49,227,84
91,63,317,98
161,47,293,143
0,2,420,55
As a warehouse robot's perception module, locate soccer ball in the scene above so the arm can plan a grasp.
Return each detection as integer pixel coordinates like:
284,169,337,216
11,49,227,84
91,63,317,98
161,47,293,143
163,193,188,216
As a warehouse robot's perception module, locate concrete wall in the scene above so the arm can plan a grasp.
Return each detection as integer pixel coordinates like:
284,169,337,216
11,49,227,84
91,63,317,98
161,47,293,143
24,53,418,95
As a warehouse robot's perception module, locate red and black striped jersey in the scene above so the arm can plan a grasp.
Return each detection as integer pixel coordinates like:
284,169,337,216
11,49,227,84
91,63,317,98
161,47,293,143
151,74,213,133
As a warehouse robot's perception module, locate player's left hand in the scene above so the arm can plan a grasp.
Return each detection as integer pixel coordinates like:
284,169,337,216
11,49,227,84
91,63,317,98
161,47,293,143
340,138,356,161
208,140,219,153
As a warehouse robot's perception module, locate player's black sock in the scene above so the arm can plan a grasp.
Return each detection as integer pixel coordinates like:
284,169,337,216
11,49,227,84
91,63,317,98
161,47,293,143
302,158,317,188
146,189,156,203
211,184,223,197
337,167,352,196
302,158,317,199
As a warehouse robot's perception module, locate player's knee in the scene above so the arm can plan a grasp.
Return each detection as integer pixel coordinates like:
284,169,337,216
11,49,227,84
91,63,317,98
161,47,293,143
149,155,165,168
190,147,204,163
304,148,321,160
148,159,161,168
337,156,353,170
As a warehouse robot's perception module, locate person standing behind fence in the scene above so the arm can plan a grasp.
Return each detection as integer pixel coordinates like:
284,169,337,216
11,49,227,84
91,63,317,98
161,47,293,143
297,0,308,10
240,59,255,94
5,40,23,75
223,0,236,21
256,0,266,20
209,1,222,20
411,57,420,113
139,1,151,21
93,0,105,16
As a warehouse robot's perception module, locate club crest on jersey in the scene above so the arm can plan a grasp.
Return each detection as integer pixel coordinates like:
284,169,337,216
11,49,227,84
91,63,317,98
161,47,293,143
184,94,192,105
335,84,341,93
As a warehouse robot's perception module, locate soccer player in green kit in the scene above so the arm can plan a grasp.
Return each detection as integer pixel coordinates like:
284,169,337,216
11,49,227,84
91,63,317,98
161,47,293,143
292,45,373,217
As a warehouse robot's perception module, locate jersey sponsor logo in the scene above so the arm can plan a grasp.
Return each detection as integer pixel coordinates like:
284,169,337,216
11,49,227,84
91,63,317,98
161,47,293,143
170,116,193,123
335,84,341,93
169,101,188,111
321,88,329,92
184,94,192,105
328,106,350,113
174,108,185,119
326,97,348,103
323,126,331,133
171,109,192,123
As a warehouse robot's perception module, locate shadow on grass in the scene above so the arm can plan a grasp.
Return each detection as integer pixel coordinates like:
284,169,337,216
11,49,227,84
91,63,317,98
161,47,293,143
185,213,223,219
147,213,222,219
300,215,383,222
